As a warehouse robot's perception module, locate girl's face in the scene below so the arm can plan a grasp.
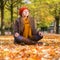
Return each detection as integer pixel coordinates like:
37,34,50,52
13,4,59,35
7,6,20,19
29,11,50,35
22,9,29,17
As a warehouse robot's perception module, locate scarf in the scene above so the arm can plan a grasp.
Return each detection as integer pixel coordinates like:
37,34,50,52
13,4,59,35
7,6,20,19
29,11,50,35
23,17,32,38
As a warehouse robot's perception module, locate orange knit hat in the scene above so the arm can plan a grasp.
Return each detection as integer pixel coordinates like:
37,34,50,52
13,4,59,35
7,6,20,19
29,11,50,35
19,7,28,16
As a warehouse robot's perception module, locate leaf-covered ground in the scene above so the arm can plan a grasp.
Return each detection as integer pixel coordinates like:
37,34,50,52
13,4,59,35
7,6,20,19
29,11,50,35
0,34,60,60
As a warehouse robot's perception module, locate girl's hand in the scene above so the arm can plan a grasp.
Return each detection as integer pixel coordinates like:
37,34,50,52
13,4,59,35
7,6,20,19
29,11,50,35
15,33,19,37
38,32,43,37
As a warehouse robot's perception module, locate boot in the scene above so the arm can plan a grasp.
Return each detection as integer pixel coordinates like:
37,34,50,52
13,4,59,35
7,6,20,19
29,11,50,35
36,42,43,45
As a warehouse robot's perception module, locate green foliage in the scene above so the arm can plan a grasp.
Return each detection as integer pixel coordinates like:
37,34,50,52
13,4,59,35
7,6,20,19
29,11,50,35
0,0,60,29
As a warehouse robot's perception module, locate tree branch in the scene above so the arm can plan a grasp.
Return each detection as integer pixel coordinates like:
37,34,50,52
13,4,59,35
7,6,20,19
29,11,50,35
4,0,8,6
5,6,10,11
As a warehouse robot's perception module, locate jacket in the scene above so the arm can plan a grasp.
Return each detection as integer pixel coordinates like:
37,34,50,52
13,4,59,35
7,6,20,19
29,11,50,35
14,17,39,36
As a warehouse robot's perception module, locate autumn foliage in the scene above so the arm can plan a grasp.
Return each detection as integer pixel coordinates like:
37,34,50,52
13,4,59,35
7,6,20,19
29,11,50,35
0,34,60,60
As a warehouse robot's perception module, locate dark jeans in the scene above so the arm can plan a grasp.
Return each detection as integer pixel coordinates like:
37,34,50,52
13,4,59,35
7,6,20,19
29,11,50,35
14,34,43,44
29,34,43,41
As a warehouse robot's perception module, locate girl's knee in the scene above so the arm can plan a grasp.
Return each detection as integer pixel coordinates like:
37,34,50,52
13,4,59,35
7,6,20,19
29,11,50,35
35,35,43,41
14,36,22,43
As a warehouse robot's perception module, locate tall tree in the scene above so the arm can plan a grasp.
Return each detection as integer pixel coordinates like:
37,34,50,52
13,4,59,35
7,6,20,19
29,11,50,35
5,0,22,34
54,3,60,34
48,1,60,34
0,0,8,35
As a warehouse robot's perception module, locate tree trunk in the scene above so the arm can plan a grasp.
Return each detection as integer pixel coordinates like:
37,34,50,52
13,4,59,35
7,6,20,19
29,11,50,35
54,20,56,33
55,16,59,34
1,0,5,35
54,16,59,34
10,0,13,34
